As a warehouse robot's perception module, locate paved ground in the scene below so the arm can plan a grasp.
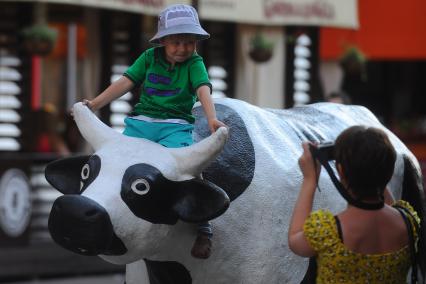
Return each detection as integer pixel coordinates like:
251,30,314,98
3,274,125,284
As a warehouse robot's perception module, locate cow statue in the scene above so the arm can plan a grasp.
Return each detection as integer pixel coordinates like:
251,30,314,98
45,98,424,283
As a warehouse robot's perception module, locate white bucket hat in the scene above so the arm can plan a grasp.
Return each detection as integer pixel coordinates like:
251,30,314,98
150,4,210,44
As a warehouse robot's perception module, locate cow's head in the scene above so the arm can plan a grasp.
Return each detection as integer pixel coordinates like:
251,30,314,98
45,103,229,261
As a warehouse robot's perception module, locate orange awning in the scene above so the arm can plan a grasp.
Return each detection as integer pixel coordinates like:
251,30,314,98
320,0,426,60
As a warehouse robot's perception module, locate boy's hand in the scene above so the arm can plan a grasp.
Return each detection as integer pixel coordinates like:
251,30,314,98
82,99,94,110
208,118,227,133
71,99,94,117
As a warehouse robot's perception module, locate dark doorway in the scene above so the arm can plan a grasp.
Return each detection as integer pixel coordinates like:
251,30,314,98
342,61,426,140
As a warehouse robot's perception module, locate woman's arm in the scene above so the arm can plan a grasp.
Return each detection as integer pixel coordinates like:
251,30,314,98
197,85,226,133
84,76,135,112
288,142,319,257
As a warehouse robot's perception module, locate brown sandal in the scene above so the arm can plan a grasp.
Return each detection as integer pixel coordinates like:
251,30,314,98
191,234,212,259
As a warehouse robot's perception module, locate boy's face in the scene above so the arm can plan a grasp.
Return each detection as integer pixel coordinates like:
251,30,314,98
160,34,197,65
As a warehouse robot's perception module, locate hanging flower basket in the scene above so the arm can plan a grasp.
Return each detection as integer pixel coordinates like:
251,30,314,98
249,48,273,63
21,24,57,56
248,32,274,63
339,46,367,77
23,38,54,56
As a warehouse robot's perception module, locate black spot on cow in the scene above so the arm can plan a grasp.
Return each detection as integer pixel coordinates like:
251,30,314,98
45,155,100,194
144,259,191,284
193,104,255,201
121,164,230,225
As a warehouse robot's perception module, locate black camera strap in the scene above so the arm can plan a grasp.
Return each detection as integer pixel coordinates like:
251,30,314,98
319,159,384,210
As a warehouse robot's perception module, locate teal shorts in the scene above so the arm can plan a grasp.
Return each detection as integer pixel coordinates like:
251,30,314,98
123,117,194,148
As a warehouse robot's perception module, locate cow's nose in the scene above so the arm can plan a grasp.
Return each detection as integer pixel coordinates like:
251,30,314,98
48,195,127,256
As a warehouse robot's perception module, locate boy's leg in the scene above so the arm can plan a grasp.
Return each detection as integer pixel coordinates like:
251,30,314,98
122,118,158,140
197,221,213,238
157,124,213,259
191,221,212,259
156,123,194,148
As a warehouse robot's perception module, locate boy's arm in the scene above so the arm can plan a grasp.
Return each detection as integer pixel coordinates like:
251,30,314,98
196,85,226,133
84,76,135,111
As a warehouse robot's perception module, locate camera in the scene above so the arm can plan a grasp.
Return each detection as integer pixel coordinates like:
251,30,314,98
309,141,335,161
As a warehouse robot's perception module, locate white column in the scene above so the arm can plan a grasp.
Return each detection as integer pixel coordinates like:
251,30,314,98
234,25,285,108
67,23,77,110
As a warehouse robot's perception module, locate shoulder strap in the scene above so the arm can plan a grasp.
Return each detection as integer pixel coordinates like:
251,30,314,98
396,205,421,239
396,207,418,284
334,216,343,242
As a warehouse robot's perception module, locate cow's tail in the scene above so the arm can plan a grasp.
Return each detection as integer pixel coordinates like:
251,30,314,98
401,155,426,280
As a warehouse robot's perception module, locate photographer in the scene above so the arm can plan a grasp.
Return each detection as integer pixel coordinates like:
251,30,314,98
288,125,420,283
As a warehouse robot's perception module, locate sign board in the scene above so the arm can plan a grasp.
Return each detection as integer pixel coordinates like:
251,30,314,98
199,0,358,29
11,0,191,15
0,169,31,238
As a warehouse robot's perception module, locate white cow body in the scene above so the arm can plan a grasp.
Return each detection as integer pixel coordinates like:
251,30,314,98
46,98,422,284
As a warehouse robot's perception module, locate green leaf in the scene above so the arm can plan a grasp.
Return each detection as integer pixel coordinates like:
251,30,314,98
21,24,58,42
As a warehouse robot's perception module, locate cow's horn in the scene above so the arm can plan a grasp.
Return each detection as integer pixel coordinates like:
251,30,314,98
170,126,229,177
72,102,121,150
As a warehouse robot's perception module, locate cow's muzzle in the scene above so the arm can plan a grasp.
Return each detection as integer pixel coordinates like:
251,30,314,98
48,195,127,256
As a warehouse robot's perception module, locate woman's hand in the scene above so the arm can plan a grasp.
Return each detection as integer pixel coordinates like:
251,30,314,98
299,142,321,185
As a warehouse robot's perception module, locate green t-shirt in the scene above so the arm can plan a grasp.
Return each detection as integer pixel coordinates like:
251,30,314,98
124,47,211,123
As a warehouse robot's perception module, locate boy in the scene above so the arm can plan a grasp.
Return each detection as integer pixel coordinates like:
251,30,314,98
82,4,225,259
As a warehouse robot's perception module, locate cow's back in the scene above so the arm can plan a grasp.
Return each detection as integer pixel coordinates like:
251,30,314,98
194,98,415,195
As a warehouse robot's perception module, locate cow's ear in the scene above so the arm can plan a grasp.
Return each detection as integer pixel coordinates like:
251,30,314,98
45,155,90,194
173,178,230,223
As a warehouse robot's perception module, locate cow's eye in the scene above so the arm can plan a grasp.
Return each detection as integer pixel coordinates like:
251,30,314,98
131,179,150,195
81,164,90,180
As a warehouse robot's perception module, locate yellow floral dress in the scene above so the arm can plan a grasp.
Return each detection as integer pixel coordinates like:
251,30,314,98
303,200,420,284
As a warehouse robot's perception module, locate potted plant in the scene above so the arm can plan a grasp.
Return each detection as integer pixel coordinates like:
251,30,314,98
249,32,274,63
339,46,367,79
21,24,58,56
